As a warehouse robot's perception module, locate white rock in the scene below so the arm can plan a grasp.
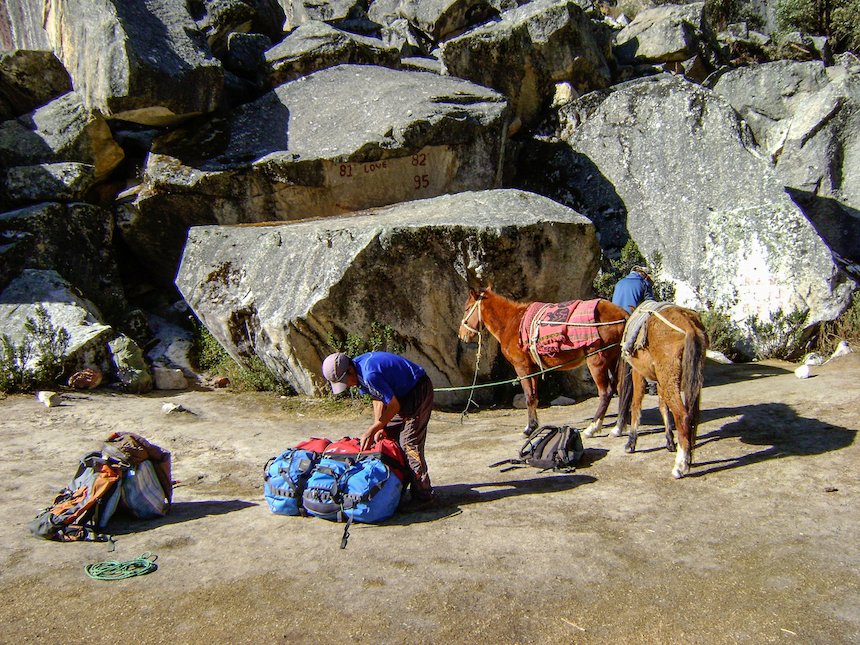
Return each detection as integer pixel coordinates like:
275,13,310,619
36,391,62,407
794,364,811,379
512,393,527,409
803,352,825,365
161,402,191,415
706,349,733,364
828,340,853,362
152,366,189,390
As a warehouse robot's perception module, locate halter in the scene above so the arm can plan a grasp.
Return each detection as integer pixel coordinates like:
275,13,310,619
460,297,484,335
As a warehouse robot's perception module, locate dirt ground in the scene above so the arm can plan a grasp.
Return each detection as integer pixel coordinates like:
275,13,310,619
1,354,858,644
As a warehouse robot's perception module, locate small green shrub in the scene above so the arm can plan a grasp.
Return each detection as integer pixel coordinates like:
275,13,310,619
705,0,765,31
775,0,860,53
190,322,291,394
812,292,860,356
700,306,747,361
744,307,809,360
327,322,405,356
0,305,70,393
593,240,675,303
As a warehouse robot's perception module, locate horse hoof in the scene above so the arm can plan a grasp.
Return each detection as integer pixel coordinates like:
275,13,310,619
667,443,677,453
624,443,635,453
583,428,595,438
672,469,684,479
523,426,537,438
610,426,623,437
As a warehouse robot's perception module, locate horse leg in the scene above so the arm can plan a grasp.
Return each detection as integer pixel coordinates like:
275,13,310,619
658,395,677,452
610,360,633,437
520,374,540,437
624,374,645,453
583,362,612,438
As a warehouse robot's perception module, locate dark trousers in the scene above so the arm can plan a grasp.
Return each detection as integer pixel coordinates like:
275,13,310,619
385,374,433,499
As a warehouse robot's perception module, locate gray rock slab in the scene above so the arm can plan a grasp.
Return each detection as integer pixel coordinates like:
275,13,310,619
557,74,854,330
265,20,401,85
396,0,499,42
0,269,114,375
1,163,96,208
0,0,52,50
0,49,72,118
121,63,509,287
614,2,715,64
440,0,611,132
0,92,124,181
42,0,224,125
0,202,127,319
175,188,600,403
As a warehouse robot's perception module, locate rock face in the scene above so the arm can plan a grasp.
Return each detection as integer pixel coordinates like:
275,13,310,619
42,0,224,125
0,92,124,181
0,202,127,319
614,2,721,81
555,74,854,326
0,49,72,119
175,189,600,403
265,20,401,85
712,61,860,268
0,0,52,50
120,63,509,287
440,0,611,133
0,269,114,374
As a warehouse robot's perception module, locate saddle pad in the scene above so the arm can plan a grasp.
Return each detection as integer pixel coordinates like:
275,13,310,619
519,299,602,356
622,301,674,356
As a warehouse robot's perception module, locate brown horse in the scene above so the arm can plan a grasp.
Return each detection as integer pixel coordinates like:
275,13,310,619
614,305,708,478
458,286,628,437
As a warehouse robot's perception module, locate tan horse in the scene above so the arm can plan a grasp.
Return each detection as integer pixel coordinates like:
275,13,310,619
458,286,628,437
615,305,708,478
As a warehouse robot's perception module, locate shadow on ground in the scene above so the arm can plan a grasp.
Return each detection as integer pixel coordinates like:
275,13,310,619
108,499,257,535
388,473,598,525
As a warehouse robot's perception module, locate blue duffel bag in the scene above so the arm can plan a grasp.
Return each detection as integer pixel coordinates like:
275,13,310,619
263,437,331,515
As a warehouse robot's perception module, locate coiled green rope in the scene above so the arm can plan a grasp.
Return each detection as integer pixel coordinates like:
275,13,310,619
84,552,158,580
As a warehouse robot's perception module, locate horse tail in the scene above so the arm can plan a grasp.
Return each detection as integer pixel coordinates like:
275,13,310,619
681,327,706,427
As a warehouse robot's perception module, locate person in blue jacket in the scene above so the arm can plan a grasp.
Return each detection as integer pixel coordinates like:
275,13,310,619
612,266,654,314
612,266,658,425
322,351,435,510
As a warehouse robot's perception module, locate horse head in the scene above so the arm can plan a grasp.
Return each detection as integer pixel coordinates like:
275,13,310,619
458,287,489,342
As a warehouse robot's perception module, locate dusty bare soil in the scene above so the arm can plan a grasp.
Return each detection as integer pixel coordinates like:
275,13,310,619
1,355,859,644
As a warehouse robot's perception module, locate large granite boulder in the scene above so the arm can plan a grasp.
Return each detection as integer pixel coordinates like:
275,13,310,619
713,60,860,270
119,63,509,287
440,0,611,134
614,2,720,81
175,189,600,403
396,0,499,42
554,74,854,328
279,0,368,31
0,0,52,50
0,91,124,181
265,20,401,85
0,202,127,319
0,269,115,376
42,0,224,125
1,162,96,209
0,49,72,119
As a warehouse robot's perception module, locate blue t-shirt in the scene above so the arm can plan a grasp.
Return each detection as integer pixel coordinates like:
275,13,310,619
612,271,654,313
353,352,426,405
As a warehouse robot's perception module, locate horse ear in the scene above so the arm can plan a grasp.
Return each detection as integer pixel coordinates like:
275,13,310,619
484,282,494,293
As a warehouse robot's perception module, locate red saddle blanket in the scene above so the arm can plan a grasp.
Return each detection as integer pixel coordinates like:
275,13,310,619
519,299,602,356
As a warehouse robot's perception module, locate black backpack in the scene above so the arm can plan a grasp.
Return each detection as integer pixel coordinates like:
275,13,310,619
491,425,584,472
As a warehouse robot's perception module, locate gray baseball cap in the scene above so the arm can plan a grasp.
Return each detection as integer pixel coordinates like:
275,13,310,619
322,352,351,394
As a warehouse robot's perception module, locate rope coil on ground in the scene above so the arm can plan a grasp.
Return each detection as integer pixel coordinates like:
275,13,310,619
84,552,158,580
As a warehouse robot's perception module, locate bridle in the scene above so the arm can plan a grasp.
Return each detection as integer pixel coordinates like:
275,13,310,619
460,296,484,336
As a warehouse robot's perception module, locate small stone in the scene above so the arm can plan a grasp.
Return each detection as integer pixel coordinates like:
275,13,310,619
794,364,811,379
36,391,62,407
